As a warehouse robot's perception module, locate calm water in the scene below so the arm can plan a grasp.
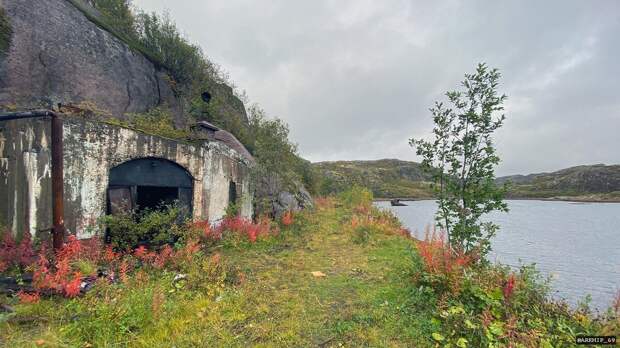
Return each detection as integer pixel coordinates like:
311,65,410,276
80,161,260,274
375,200,620,311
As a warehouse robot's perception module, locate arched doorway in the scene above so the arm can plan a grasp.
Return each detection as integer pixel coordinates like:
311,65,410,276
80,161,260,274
107,158,193,216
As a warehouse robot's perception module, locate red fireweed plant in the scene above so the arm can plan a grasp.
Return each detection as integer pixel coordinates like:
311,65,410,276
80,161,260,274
415,226,475,295
17,290,40,304
0,230,36,272
281,211,294,226
503,273,517,301
200,216,277,244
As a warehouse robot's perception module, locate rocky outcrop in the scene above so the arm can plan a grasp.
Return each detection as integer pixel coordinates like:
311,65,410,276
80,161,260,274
0,0,250,128
255,177,314,218
0,0,179,125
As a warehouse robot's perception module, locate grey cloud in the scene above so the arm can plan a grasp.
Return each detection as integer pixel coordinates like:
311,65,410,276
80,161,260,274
134,0,620,176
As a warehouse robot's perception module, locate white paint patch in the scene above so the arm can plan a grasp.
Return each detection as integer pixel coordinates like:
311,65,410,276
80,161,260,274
22,152,39,236
0,131,6,155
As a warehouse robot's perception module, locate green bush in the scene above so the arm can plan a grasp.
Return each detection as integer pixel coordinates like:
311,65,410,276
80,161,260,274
413,258,611,347
89,0,135,39
134,11,210,87
0,7,12,57
101,204,185,250
225,202,239,218
339,186,374,209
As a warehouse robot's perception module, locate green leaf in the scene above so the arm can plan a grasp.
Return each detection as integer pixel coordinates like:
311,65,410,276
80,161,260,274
464,319,477,329
456,337,468,348
488,287,503,301
489,321,504,336
448,306,465,315
540,339,553,348
432,332,445,341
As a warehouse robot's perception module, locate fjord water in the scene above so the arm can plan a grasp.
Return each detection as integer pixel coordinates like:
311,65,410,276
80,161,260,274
375,200,620,311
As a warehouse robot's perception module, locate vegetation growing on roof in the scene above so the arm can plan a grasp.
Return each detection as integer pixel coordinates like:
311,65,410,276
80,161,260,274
68,0,250,141
121,107,192,140
0,7,12,57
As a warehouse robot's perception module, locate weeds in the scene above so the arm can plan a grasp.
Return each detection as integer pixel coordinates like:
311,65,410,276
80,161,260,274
0,188,617,347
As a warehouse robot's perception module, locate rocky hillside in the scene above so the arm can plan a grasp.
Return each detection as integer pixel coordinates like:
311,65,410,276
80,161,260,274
313,159,434,198
313,159,620,201
498,164,620,200
0,0,247,129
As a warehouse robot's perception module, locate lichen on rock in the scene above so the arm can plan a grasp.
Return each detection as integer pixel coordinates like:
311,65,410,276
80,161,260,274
0,6,12,57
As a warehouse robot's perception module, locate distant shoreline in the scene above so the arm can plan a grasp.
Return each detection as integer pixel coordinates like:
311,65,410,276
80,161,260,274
374,197,620,204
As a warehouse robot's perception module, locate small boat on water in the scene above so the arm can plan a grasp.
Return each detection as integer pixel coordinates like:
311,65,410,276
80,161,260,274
390,199,407,206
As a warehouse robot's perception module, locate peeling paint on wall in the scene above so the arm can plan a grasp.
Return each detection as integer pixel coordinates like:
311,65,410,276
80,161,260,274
0,116,253,239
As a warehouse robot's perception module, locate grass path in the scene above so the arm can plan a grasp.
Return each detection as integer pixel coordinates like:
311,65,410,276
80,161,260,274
137,206,434,347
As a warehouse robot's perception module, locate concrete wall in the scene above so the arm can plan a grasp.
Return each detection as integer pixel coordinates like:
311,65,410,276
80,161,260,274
0,116,253,239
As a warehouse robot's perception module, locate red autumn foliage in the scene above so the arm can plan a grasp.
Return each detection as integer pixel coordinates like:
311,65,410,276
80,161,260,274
192,220,222,242
64,272,83,298
414,227,477,295
416,228,473,276
31,236,98,298
17,290,40,304
133,245,150,261
281,211,294,226
0,231,36,272
103,245,118,263
212,216,276,243
153,245,173,269
503,273,517,301
132,244,180,269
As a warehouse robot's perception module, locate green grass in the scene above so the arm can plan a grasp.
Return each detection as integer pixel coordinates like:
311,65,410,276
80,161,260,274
2,193,616,347
0,203,435,347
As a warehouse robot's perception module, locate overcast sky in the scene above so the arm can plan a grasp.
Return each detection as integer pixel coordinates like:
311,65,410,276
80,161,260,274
134,0,619,176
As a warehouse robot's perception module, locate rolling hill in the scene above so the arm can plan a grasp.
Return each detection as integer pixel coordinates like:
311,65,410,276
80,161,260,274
313,160,620,202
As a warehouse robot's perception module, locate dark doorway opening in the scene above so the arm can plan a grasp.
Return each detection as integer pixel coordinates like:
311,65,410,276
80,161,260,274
107,158,194,217
229,181,237,205
136,186,179,211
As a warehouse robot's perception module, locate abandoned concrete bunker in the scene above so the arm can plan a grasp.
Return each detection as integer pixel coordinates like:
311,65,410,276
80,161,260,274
0,114,254,241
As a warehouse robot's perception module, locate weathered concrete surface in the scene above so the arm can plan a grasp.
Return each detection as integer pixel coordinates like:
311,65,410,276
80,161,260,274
0,117,252,239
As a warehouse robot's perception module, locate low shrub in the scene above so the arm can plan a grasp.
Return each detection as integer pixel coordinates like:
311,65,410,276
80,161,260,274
0,230,35,273
216,216,277,244
339,185,373,211
281,210,294,226
410,235,617,347
101,204,185,250
414,227,474,296
124,107,191,139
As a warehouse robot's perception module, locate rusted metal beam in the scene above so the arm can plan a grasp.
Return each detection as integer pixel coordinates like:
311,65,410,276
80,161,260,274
50,113,65,250
0,110,65,250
